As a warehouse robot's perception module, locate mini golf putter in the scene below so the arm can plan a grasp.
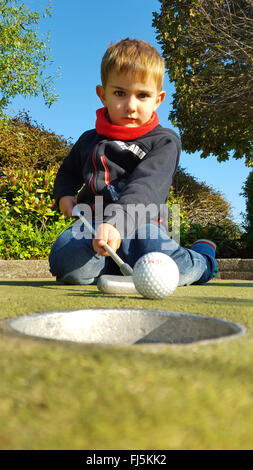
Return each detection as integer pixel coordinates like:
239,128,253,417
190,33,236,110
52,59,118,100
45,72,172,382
97,274,138,295
72,205,136,294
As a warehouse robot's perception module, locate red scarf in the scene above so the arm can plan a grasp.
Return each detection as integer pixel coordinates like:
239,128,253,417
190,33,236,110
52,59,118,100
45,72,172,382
95,107,159,140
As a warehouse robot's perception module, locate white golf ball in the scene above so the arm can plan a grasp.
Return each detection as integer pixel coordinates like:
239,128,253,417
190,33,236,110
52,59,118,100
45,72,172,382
133,252,179,299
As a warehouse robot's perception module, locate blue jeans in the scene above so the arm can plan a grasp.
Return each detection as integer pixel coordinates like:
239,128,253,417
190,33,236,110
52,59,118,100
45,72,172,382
49,223,212,286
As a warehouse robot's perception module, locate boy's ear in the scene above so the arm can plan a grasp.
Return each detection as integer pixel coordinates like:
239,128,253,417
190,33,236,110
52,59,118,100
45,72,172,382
96,85,106,106
154,90,166,110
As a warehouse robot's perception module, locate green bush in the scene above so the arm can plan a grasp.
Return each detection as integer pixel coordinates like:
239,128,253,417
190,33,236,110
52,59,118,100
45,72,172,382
181,222,245,258
171,167,245,258
0,167,70,259
0,219,69,259
173,167,233,226
0,111,72,170
0,165,244,259
241,171,253,257
167,186,190,239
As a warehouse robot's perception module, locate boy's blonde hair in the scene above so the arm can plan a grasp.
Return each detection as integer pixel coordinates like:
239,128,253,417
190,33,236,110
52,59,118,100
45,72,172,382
101,38,165,91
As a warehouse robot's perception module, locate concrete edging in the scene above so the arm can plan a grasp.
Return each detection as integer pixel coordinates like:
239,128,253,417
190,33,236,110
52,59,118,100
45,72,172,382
216,259,253,280
0,259,253,280
0,260,53,279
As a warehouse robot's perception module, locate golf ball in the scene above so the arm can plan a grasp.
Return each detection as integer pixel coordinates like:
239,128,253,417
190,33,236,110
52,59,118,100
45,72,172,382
133,252,179,299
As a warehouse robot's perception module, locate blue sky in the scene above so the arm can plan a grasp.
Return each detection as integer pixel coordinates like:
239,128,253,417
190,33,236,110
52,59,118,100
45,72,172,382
8,0,251,226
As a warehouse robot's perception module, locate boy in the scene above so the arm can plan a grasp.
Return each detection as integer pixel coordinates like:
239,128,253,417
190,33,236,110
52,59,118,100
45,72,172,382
49,38,218,286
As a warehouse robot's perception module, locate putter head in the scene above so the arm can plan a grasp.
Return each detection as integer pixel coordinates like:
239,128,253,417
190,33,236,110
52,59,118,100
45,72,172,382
97,275,138,295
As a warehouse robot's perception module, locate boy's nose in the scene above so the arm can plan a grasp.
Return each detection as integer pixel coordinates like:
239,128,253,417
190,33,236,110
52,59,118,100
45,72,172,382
125,96,136,114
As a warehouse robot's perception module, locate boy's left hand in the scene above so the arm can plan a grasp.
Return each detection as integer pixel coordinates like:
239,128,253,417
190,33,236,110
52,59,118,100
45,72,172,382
92,223,121,256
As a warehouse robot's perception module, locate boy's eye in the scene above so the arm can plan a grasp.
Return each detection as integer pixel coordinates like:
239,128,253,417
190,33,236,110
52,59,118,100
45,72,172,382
138,93,149,99
114,90,125,97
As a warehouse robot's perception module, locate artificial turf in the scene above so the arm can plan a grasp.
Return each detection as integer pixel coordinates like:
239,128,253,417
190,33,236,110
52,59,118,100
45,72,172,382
0,278,253,450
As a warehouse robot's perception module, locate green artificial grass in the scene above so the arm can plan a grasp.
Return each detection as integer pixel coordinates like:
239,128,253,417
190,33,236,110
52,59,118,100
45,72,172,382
0,278,253,450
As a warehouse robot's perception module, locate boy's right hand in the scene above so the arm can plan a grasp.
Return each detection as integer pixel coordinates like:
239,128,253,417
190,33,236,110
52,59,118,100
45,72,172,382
93,223,121,257
58,196,77,217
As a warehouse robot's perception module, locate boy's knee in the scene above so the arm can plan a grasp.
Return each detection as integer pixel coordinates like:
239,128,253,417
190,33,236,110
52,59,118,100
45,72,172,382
56,271,96,285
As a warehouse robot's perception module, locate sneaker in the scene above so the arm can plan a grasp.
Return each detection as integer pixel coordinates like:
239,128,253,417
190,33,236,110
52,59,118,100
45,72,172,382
191,239,219,280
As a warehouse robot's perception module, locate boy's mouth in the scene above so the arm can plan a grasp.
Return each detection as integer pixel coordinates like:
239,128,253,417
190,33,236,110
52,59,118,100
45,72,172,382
123,117,137,124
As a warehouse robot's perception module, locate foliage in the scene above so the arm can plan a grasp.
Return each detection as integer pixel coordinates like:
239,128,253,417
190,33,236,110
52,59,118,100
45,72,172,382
0,167,70,259
173,167,233,226
0,218,68,259
171,167,245,257
167,185,190,238
0,111,72,169
0,0,58,116
181,221,245,258
0,165,244,259
241,170,253,256
153,0,253,166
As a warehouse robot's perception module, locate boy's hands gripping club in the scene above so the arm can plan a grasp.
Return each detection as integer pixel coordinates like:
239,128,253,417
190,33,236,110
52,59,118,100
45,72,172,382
93,223,121,257
72,205,133,276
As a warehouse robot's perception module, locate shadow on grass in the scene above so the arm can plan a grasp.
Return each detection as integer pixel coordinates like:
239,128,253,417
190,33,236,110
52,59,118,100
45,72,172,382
0,280,102,289
0,280,55,287
188,296,253,305
211,282,253,288
64,290,140,300
0,280,139,300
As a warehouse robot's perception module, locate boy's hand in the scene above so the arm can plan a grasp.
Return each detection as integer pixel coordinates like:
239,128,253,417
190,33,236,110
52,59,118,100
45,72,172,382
93,223,121,256
59,196,77,217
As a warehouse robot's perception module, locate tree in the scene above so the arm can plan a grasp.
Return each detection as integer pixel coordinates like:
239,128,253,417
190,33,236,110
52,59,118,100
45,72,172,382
0,0,57,117
241,170,253,255
153,0,253,166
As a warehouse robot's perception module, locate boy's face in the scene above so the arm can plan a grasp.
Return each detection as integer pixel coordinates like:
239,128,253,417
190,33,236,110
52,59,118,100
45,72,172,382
96,70,165,127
